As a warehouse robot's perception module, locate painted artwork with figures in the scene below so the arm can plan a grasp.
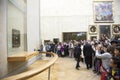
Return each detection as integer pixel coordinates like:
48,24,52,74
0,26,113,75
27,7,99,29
89,25,97,34
99,25,111,40
94,1,113,22
112,24,120,35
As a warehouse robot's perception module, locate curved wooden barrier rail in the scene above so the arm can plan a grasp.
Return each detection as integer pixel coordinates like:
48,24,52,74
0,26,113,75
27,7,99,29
2,52,58,80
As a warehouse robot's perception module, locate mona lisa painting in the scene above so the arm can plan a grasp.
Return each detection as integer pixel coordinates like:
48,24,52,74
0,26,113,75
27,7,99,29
12,29,20,48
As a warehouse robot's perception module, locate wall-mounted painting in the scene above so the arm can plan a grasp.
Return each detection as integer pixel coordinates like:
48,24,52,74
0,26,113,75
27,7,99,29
12,29,20,48
99,25,111,40
93,1,113,23
44,40,50,45
112,24,120,35
89,25,97,34
90,36,97,41
63,32,87,42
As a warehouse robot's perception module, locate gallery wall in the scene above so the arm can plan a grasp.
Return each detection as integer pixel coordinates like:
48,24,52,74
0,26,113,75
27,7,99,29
40,0,93,42
27,0,40,51
40,0,120,42
0,0,41,78
8,0,26,55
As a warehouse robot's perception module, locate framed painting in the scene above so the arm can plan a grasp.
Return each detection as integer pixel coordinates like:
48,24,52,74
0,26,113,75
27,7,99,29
63,32,87,41
89,25,98,34
112,24,120,35
90,36,97,41
44,40,50,45
93,1,114,23
12,29,20,48
99,25,111,40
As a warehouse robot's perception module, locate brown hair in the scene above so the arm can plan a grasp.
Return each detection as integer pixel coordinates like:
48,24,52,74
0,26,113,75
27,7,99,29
115,46,120,53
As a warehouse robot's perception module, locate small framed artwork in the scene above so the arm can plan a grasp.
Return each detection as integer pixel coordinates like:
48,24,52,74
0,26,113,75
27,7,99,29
44,40,50,45
93,1,114,23
90,36,97,41
89,25,97,34
112,24,120,35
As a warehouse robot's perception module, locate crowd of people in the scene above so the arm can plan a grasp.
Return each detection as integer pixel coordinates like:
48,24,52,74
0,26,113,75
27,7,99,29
39,38,120,80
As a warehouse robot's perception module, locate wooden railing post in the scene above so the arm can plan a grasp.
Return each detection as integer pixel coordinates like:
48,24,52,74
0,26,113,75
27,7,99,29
48,67,51,80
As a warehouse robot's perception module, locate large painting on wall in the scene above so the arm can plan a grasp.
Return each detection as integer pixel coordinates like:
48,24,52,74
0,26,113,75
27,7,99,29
112,24,120,35
93,1,113,23
12,29,20,48
63,32,87,42
99,25,111,40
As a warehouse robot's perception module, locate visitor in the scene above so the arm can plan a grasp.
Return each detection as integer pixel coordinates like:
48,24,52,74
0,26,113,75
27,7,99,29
96,44,112,80
83,41,94,69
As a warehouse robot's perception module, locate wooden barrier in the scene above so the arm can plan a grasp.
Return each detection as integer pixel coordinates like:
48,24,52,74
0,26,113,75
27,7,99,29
2,52,58,80
8,51,39,62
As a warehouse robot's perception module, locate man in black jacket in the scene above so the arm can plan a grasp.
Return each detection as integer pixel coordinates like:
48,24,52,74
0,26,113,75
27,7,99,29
83,42,94,69
74,43,81,70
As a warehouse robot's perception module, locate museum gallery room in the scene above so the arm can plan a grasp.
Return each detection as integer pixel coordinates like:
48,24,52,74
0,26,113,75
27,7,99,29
0,0,120,80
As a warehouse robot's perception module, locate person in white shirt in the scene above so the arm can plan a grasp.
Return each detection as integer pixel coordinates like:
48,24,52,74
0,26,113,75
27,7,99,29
96,44,112,79
96,44,112,70
69,41,74,58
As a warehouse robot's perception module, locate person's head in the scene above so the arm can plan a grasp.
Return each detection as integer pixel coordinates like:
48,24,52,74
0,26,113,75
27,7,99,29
103,44,109,52
96,44,102,51
111,40,118,47
110,57,120,69
114,46,120,57
78,43,81,47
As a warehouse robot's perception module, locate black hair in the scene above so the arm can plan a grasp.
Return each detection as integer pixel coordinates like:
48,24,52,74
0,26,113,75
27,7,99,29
111,40,118,44
112,57,120,68
115,46,120,53
103,44,110,52
78,43,81,47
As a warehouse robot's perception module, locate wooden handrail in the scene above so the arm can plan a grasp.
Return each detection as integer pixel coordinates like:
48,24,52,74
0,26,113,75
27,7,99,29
8,51,40,62
2,52,58,80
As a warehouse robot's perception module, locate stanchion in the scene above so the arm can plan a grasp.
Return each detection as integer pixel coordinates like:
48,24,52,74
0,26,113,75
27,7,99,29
48,67,51,80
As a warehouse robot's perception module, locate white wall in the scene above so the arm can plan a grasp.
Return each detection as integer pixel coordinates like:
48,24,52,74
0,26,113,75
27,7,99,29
27,0,40,51
40,0,120,42
40,0,94,42
114,0,120,23
8,0,25,55
0,0,8,77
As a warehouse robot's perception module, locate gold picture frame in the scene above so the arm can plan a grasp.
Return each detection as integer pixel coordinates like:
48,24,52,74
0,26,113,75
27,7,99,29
112,24,120,35
62,32,87,41
90,36,97,41
93,1,114,23
99,25,111,39
89,25,98,34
